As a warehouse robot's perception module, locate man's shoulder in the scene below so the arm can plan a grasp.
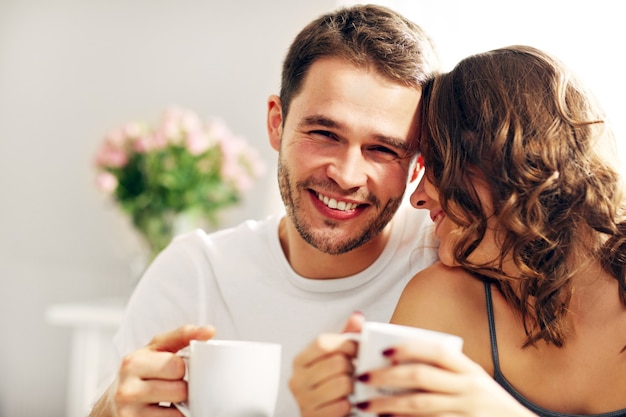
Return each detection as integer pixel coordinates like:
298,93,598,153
159,214,283,265
175,213,281,246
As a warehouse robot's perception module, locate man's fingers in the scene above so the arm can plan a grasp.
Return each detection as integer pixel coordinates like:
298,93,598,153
118,324,218,383
293,333,357,369
301,396,353,417
114,399,187,417
115,377,188,405
294,367,354,417
306,369,354,406
141,404,186,417
292,351,355,392
341,311,365,334
148,324,216,353
291,332,359,417
119,349,188,380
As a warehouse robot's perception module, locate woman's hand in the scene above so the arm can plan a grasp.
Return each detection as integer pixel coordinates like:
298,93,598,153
353,340,537,417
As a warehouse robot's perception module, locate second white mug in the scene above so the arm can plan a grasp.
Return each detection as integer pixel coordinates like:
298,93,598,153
350,321,463,415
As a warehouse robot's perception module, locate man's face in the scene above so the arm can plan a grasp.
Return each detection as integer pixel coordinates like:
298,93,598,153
272,57,422,255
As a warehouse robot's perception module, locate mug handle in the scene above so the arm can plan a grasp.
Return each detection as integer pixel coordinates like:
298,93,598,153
173,401,191,417
172,347,191,417
342,332,360,343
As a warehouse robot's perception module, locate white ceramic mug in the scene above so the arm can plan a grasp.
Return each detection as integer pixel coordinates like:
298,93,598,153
175,339,282,417
350,322,463,415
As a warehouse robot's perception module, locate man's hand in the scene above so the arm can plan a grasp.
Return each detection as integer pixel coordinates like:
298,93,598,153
289,312,364,417
89,324,215,417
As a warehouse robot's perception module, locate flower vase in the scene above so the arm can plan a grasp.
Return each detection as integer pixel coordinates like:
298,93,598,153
133,210,206,262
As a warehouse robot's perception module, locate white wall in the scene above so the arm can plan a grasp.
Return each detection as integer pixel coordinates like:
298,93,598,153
0,1,336,416
1,1,624,416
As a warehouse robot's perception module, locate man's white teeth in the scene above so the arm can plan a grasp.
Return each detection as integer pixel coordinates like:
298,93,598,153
317,193,358,211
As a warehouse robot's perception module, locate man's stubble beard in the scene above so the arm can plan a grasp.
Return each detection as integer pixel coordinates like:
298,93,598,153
276,153,404,255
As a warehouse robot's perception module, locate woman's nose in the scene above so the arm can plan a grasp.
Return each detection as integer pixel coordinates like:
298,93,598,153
409,175,428,209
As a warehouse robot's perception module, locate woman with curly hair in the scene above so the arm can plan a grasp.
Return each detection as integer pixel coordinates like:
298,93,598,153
291,45,626,417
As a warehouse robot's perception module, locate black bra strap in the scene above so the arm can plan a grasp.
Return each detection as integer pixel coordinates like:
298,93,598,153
484,281,501,373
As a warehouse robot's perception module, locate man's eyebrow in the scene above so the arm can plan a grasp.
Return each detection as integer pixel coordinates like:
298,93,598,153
300,114,412,153
299,115,340,129
374,134,411,154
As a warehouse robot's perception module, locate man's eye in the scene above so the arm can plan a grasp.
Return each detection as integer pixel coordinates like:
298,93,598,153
310,130,336,139
370,146,399,158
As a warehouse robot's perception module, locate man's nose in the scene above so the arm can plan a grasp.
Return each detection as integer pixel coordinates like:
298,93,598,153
326,147,368,190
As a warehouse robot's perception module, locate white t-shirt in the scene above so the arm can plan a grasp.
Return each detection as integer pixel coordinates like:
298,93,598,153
105,204,438,416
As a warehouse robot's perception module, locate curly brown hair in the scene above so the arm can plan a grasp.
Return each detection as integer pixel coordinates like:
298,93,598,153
279,4,440,118
420,45,626,347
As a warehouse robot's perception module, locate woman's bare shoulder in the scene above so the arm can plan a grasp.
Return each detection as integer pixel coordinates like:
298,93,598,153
391,262,489,346
397,262,484,306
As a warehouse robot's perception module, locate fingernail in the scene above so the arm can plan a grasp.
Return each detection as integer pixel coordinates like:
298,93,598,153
355,401,370,410
356,373,370,382
382,348,395,357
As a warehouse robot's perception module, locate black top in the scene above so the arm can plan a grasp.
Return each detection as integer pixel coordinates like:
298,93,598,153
484,282,626,417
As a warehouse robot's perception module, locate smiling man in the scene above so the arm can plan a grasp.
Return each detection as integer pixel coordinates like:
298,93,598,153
268,56,427,276
89,4,440,417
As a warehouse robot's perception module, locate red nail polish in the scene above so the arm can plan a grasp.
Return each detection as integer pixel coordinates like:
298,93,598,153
356,373,370,382
355,401,370,410
382,348,395,357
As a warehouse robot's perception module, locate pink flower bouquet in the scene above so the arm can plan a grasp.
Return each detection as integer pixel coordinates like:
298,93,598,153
94,106,266,258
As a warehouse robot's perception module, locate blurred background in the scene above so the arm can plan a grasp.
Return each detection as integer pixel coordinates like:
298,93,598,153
0,1,623,416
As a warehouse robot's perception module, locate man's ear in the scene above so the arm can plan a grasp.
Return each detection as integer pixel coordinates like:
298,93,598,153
267,95,283,151
408,154,424,183
409,162,419,183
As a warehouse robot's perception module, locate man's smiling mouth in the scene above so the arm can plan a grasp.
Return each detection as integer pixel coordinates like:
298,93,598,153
316,192,359,211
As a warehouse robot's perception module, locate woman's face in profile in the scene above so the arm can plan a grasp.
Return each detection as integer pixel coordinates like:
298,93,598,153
413,171,503,268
